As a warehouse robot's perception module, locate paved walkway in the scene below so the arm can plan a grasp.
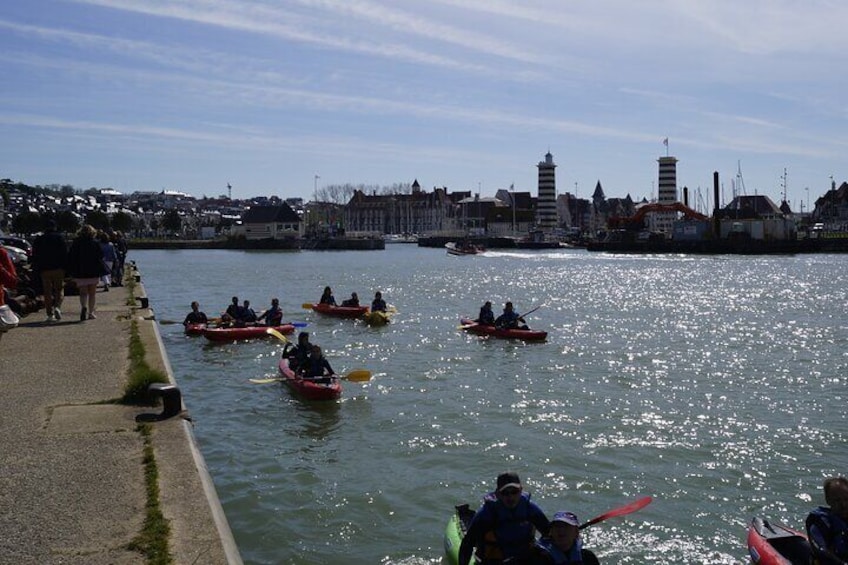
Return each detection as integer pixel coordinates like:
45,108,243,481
0,278,241,564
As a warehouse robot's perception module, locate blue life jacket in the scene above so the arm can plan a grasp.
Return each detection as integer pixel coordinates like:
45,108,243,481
807,506,848,561
537,536,584,564
477,492,538,562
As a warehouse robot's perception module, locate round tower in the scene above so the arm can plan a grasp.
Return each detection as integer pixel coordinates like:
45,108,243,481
536,152,558,231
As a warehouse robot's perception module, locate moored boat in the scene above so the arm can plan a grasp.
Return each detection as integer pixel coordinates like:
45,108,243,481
312,303,369,318
459,318,547,341
747,517,811,564
277,358,342,401
203,323,295,342
446,241,485,256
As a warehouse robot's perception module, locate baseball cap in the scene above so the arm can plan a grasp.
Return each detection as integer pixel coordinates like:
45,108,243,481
551,511,579,526
496,472,522,492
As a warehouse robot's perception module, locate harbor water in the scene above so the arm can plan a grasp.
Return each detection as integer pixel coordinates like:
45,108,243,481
135,247,848,564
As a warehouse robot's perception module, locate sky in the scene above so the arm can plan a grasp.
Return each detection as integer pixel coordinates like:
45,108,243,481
1,1,846,212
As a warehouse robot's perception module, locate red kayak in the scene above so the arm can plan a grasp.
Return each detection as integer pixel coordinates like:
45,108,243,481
459,318,547,342
203,324,295,342
184,323,206,336
747,517,811,564
278,358,342,401
312,303,369,318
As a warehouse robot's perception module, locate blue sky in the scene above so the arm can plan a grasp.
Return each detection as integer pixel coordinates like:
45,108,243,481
1,0,846,211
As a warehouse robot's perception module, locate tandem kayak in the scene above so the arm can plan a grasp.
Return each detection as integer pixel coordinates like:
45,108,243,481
444,504,599,565
459,318,547,342
277,358,342,401
747,517,811,564
312,303,369,318
363,310,391,326
203,324,295,342
444,504,474,565
184,323,206,336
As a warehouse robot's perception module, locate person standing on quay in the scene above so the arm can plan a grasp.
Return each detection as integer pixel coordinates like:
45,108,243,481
67,224,105,321
32,219,68,322
98,230,117,291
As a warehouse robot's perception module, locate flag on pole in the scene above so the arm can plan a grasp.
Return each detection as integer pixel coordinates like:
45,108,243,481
663,137,668,147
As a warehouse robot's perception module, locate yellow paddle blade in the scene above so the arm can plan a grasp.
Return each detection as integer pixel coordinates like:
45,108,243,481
344,369,371,382
302,303,315,309
387,304,398,313
250,377,283,384
266,328,290,343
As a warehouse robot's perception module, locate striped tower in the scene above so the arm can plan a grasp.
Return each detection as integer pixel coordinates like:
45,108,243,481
536,152,558,231
656,156,678,233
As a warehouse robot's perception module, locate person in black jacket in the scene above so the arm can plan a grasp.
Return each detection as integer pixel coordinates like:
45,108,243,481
32,219,67,322
66,224,106,321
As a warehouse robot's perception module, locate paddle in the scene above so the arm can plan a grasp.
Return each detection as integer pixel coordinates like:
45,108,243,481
302,302,315,309
578,496,653,530
160,316,222,326
266,327,291,343
250,368,372,384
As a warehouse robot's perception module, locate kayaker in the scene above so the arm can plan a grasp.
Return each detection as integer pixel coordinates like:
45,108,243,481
495,302,528,330
341,292,360,307
371,291,387,312
284,331,312,371
237,299,257,326
319,286,337,306
458,472,550,565
257,297,283,326
534,511,598,565
806,476,848,563
301,345,334,379
475,301,495,325
183,301,208,326
220,296,241,326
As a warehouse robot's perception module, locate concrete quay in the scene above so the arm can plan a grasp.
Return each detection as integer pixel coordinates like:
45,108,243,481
0,276,242,564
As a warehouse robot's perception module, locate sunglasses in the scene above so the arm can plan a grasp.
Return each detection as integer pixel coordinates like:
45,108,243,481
500,488,521,496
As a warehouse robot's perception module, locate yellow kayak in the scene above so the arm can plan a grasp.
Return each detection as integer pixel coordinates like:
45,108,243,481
363,310,391,326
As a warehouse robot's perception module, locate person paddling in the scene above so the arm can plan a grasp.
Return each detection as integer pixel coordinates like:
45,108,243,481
183,301,208,326
458,472,550,565
284,331,311,372
319,286,336,306
257,297,283,326
341,292,360,307
495,301,527,330
475,301,494,325
534,511,599,564
300,345,334,380
371,291,387,313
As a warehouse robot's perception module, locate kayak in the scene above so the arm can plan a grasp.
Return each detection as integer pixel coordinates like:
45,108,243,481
277,358,342,401
459,318,548,342
184,323,206,336
203,323,295,342
444,504,474,565
747,517,811,564
312,303,369,318
444,504,599,565
363,310,391,326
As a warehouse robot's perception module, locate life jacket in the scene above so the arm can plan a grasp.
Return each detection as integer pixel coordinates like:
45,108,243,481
537,537,584,564
807,506,848,562
476,492,538,562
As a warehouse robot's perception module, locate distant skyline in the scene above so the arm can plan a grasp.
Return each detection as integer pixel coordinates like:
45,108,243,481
1,1,846,212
